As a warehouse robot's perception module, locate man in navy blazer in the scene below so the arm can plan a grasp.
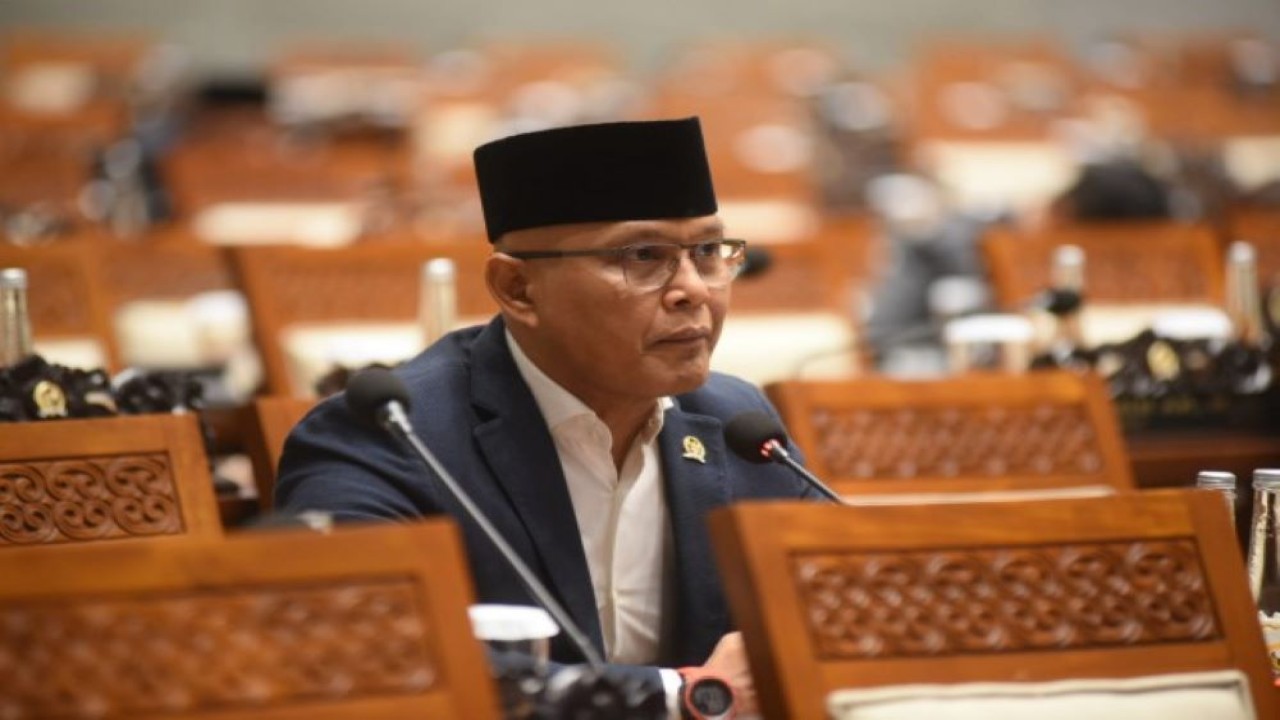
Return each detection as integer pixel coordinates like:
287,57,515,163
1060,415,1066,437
275,117,818,716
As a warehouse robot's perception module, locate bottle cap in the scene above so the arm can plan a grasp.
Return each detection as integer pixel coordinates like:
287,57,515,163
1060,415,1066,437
1253,468,1280,490
1052,244,1085,268
1228,240,1256,266
1196,470,1236,491
0,268,27,289
424,257,456,282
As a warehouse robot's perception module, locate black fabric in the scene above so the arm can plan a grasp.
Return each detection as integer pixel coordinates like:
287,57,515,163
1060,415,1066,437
1062,161,1172,220
474,118,718,241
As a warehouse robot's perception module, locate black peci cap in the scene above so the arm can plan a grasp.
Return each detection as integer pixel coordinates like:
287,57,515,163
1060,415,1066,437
473,117,718,242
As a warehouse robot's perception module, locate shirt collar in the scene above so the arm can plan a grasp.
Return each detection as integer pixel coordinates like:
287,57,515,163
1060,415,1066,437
505,329,672,436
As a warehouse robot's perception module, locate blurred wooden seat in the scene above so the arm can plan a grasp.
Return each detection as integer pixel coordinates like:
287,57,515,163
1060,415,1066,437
766,370,1134,497
906,39,1086,214
244,396,316,509
0,241,121,370
910,38,1081,145
1232,207,1280,282
648,40,841,215
0,30,147,145
232,241,497,395
731,237,853,315
983,220,1225,308
0,413,222,547
267,41,424,130
98,237,235,304
0,519,500,719
708,489,1276,719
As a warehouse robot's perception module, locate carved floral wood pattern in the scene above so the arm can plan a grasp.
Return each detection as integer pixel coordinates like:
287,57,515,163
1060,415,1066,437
811,403,1104,479
0,578,437,718
0,454,184,545
792,539,1220,660
1010,244,1212,302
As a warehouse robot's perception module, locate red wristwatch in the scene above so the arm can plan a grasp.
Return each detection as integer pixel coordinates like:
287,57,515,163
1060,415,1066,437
677,666,738,720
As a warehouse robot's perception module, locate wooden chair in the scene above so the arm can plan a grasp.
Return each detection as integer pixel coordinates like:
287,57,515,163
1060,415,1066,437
0,241,121,370
909,38,1081,145
98,235,235,305
648,43,835,210
232,241,497,395
0,519,501,719
708,489,1277,719
1231,207,1280,283
243,396,316,509
0,30,144,146
765,370,1135,497
0,413,222,546
983,220,1225,308
731,236,854,315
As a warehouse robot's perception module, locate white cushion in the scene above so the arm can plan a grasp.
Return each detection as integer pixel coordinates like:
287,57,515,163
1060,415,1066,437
194,202,363,247
919,141,1076,215
281,319,486,396
827,670,1255,720
714,312,857,385
1222,136,1280,192
33,337,106,371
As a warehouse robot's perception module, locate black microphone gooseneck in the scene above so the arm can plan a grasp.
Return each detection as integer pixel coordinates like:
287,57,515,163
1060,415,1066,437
346,368,606,671
723,411,847,504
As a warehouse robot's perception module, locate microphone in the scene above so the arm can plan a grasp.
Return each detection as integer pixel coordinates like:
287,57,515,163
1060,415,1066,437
1027,288,1083,316
345,367,607,670
738,246,773,280
723,411,846,504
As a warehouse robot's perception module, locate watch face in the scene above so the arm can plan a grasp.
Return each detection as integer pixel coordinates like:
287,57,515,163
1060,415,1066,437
690,678,734,715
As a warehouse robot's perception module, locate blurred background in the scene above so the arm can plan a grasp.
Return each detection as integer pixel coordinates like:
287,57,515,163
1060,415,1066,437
1,0,1279,507
4,0,1279,74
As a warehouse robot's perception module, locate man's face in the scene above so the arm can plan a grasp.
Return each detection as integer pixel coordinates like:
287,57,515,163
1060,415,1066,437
496,215,730,411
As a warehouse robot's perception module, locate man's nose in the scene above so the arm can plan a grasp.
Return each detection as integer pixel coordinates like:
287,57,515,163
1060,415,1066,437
664,251,711,305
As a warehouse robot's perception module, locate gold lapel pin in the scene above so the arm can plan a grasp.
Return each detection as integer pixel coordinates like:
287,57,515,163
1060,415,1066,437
681,435,707,464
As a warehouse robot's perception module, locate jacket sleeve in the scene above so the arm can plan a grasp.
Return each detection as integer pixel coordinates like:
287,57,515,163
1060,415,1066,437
273,395,445,522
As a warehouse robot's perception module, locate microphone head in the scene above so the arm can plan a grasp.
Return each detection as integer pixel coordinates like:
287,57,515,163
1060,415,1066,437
738,246,773,280
724,411,787,464
345,367,411,426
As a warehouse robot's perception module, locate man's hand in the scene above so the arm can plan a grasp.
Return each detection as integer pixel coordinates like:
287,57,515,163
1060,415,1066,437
701,631,757,715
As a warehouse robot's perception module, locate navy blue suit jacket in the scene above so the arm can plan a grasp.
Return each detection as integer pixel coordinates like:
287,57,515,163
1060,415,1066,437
275,316,816,683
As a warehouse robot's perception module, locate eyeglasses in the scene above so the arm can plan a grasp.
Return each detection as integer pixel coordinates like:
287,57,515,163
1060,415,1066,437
503,239,748,290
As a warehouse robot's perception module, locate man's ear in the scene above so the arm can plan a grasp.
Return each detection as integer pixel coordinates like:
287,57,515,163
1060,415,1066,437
485,253,538,327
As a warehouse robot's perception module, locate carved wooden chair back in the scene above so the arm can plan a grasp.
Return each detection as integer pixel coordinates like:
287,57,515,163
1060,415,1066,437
232,241,497,395
98,238,235,305
983,220,1224,308
0,241,122,370
0,520,501,719
765,370,1134,497
243,395,316,509
0,413,222,547
708,489,1277,719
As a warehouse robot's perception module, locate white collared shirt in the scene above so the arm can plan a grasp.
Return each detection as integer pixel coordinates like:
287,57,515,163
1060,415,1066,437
506,331,674,666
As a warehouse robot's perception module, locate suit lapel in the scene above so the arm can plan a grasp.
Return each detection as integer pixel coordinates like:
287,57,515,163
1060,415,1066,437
468,319,604,657
658,407,732,664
